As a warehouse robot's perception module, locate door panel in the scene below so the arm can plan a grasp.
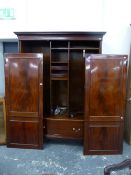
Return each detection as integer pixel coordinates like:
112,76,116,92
84,54,127,155
90,59,121,116
125,48,131,144
84,121,123,155
85,55,127,121
5,53,43,149
9,58,39,112
8,120,40,147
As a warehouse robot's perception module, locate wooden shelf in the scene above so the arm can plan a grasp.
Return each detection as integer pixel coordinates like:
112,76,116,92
51,61,68,64
51,77,68,80
51,66,68,70
45,115,84,121
51,48,68,50
51,47,99,50
51,72,68,78
69,47,99,50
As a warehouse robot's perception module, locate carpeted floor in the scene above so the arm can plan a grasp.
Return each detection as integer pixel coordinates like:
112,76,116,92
0,140,131,175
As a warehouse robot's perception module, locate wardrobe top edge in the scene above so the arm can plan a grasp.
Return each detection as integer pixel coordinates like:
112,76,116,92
14,31,106,35
14,31,106,39
14,32,106,41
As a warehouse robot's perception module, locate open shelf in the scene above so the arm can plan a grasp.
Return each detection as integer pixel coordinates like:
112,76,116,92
51,66,68,70
51,50,68,62
51,61,68,64
51,77,68,80
70,40,100,48
69,47,100,50
51,41,68,48
51,48,68,50
49,40,100,121
50,41,69,118
45,115,84,121
51,71,68,78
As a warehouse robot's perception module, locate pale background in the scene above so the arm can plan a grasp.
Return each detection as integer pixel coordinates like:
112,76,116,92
0,0,131,94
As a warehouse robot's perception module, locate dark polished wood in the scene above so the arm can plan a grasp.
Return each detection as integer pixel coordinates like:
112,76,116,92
125,27,131,144
45,118,83,139
69,50,85,113
104,159,131,175
5,53,43,149
15,32,106,41
84,121,123,155
84,54,127,154
5,32,128,155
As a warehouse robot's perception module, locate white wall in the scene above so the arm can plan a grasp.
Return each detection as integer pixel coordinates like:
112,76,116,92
0,0,27,39
0,0,130,54
0,0,104,38
0,0,130,94
25,0,104,31
0,0,130,53
102,0,131,55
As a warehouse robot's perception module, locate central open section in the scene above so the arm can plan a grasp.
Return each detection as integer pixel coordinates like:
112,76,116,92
20,38,100,139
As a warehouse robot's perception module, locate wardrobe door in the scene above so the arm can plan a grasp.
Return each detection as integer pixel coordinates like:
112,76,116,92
5,53,43,149
84,54,127,155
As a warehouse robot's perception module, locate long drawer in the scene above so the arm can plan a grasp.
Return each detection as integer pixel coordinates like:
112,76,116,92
45,119,84,139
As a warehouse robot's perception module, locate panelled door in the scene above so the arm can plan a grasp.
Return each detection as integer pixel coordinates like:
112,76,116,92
5,53,43,149
125,47,131,144
84,54,127,155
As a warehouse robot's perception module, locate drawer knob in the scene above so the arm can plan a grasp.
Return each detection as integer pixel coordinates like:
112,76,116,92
72,128,81,132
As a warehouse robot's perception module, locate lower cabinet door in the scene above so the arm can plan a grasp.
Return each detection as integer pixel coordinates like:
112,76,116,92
84,121,123,155
7,118,42,149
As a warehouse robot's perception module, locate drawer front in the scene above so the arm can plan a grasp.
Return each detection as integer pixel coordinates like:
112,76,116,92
45,120,83,139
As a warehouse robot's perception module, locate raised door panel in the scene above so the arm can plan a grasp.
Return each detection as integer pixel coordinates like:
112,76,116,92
5,53,43,149
85,54,127,122
8,119,40,148
84,121,123,155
